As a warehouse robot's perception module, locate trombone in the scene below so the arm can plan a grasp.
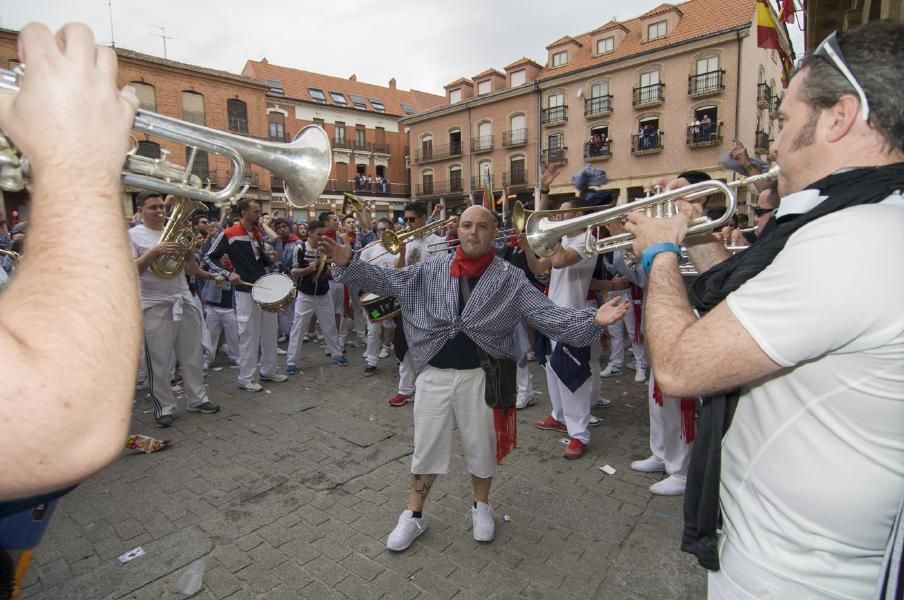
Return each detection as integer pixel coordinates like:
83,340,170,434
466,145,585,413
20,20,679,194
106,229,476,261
524,168,779,258
427,228,518,253
364,218,455,262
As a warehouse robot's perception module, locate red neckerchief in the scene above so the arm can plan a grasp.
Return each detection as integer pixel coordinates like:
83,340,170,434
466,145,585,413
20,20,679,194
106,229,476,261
286,234,300,243
346,232,357,246
450,246,494,278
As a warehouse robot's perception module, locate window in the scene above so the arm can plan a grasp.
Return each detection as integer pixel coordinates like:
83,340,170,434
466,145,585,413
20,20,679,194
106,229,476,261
227,99,248,133
476,121,492,151
548,92,564,108
268,113,285,140
355,126,366,147
509,156,526,185
478,161,492,184
552,51,568,67
132,82,156,111
477,80,491,95
548,133,564,150
449,88,462,104
449,129,462,155
450,165,462,192
349,94,367,110
591,81,609,98
264,79,284,96
335,122,346,144
588,126,610,157
596,36,614,54
648,20,667,40
510,69,525,87
329,91,347,106
401,103,416,115
184,147,209,180
308,88,327,104
313,118,325,128
368,98,386,112
421,134,433,160
422,170,434,195
697,55,719,74
181,91,205,126
509,114,526,144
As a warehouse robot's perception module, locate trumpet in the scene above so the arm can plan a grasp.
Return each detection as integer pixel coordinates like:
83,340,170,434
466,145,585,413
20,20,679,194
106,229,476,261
427,228,518,253
511,200,605,232
524,168,779,258
364,218,454,262
0,65,332,209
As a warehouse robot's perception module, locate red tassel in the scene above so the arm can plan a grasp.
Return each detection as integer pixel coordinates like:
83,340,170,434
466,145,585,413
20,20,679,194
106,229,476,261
680,398,697,443
343,285,352,318
630,284,644,344
494,407,517,463
652,379,664,407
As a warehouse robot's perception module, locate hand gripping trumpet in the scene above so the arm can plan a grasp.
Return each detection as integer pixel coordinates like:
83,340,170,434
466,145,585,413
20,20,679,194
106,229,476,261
0,65,332,210
524,168,779,258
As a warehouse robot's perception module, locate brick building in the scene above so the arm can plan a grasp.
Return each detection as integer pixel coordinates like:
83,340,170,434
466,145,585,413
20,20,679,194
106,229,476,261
241,60,444,221
401,0,792,211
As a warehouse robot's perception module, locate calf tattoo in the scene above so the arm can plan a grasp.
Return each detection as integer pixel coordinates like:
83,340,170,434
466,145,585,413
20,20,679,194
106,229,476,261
412,474,435,499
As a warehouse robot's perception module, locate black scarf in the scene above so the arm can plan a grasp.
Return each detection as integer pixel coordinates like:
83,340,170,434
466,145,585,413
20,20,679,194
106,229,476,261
681,163,904,571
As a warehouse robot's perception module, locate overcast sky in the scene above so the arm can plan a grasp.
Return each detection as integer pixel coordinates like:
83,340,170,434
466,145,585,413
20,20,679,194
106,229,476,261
1,0,805,94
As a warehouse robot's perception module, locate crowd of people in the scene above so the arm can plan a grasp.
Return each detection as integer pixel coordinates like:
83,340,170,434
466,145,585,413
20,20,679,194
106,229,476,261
354,172,390,193
1,20,901,600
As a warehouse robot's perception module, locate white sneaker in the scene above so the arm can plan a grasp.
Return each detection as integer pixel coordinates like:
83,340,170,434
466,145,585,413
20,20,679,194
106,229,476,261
599,364,623,378
378,345,392,359
634,367,648,383
260,372,288,382
386,510,427,552
631,455,666,473
593,396,612,409
276,348,287,356
626,360,636,371
649,475,686,496
588,415,603,427
471,502,495,542
239,381,263,392
515,397,536,410
277,333,288,343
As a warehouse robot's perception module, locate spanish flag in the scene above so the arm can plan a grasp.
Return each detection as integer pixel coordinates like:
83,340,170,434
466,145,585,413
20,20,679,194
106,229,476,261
756,0,781,50
482,173,494,210
778,0,796,24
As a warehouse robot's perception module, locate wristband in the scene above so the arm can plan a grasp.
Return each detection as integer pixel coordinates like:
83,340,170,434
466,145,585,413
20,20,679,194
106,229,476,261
641,242,681,273
540,187,550,194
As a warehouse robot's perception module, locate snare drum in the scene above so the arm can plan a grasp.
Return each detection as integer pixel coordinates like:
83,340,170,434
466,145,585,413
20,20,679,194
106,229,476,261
360,293,401,322
250,273,296,312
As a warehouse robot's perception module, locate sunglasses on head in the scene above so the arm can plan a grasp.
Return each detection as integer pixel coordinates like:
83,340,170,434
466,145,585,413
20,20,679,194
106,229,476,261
754,207,775,217
813,31,870,121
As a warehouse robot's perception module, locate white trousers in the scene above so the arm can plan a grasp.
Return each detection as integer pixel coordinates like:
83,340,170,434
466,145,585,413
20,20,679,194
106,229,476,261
412,366,496,479
277,304,294,337
206,305,239,364
605,289,648,369
329,281,345,315
544,340,593,444
398,351,416,396
648,373,693,478
143,301,209,417
235,291,278,385
364,314,393,367
286,292,343,366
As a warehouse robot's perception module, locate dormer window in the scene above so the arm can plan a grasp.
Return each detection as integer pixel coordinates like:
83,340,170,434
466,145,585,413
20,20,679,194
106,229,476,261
449,88,462,104
510,69,526,87
369,98,386,112
308,88,327,104
596,37,614,55
348,94,367,110
648,20,667,40
329,91,347,106
477,80,491,95
552,51,568,67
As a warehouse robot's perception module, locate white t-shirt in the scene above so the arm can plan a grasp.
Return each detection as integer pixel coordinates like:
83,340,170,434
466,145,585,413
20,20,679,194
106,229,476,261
721,192,904,599
129,224,192,310
548,231,596,309
404,233,445,267
360,239,396,269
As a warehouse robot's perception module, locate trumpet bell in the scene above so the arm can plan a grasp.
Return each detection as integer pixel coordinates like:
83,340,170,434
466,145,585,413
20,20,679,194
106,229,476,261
282,125,332,209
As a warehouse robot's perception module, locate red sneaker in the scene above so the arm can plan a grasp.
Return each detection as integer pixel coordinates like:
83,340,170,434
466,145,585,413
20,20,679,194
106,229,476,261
388,393,413,407
563,438,586,460
534,415,567,433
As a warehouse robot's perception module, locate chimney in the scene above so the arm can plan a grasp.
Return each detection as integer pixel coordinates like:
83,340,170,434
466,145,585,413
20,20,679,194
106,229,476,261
261,57,268,64
389,78,397,89
349,74,357,81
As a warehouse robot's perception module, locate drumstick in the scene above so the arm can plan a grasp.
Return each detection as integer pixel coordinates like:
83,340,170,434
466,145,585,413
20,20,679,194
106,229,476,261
237,280,274,291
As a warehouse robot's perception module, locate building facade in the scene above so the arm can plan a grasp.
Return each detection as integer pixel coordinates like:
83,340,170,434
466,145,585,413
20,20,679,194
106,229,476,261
402,0,791,211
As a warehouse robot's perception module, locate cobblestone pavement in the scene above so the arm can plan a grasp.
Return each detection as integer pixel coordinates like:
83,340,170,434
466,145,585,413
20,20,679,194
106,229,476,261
19,338,706,599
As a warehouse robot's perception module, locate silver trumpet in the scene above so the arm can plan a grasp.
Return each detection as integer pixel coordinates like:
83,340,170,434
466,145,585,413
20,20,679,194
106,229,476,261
524,168,779,258
0,66,331,209
427,228,518,253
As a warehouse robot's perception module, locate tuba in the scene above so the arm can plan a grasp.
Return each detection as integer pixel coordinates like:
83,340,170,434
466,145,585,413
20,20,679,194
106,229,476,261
150,196,208,278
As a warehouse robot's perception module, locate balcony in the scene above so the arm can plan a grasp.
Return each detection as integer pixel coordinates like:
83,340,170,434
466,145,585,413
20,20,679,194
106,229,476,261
584,140,613,160
584,95,613,117
332,138,352,150
754,130,771,155
503,129,528,147
228,116,249,134
631,132,664,155
414,142,463,164
768,95,781,119
686,122,723,148
542,106,567,125
503,170,530,188
757,82,772,109
372,142,390,154
633,83,665,108
353,140,371,152
688,70,725,97
471,175,496,191
471,135,494,154
329,179,407,196
415,180,465,198
541,147,568,166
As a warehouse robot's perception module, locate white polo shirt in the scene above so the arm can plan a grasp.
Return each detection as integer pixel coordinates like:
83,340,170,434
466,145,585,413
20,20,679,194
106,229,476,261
548,230,596,309
720,191,904,599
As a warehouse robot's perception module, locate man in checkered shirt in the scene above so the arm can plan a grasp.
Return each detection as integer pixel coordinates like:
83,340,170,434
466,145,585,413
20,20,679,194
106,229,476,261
321,205,628,553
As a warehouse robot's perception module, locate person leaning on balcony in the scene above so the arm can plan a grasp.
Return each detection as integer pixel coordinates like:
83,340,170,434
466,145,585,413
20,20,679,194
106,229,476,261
0,22,144,502
623,22,904,599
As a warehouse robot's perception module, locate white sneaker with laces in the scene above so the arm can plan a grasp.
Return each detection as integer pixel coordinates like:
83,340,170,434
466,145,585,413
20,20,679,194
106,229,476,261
599,364,623,378
276,348,287,355
649,475,686,496
260,372,288,383
634,367,648,383
631,455,666,473
471,502,495,542
386,509,427,552
378,345,392,359
515,397,536,410
593,397,613,409
238,381,263,393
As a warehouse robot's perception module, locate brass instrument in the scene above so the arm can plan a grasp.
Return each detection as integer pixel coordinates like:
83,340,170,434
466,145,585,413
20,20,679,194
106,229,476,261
426,228,518,253
364,219,454,262
341,192,365,215
0,248,21,265
150,196,208,278
0,65,332,209
524,168,779,258
511,200,603,232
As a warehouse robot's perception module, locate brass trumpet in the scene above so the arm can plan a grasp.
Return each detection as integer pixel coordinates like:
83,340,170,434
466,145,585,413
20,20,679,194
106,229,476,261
524,168,779,258
364,218,455,262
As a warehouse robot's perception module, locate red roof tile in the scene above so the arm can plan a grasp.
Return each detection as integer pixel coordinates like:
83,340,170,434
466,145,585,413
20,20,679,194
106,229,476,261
505,57,544,70
546,35,583,50
472,68,506,80
443,77,474,89
640,3,683,19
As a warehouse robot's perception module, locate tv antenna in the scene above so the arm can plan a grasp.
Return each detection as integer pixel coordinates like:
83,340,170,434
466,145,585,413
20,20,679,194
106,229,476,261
148,25,175,58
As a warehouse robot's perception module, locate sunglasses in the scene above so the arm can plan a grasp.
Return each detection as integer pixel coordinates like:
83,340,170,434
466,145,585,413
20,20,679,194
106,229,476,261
404,217,418,222
753,207,775,217
813,31,870,121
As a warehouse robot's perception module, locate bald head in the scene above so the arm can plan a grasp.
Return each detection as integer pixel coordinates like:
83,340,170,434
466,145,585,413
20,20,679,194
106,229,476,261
458,205,498,257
